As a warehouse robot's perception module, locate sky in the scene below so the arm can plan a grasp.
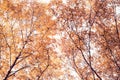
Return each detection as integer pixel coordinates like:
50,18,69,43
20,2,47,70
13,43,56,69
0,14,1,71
37,0,67,4
36,0,51,4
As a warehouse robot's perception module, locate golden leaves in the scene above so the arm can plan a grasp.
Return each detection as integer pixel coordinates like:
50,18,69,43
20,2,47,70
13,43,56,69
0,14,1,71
30,67,40,78
0,0,9,11
0,0,120,80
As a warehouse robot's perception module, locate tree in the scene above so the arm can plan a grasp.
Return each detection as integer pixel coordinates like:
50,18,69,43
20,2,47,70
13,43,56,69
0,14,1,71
0,0,58,80
51,0,120,80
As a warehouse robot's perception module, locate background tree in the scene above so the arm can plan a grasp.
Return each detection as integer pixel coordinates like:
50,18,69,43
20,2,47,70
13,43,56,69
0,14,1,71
0,0,59,80
51,0,120,80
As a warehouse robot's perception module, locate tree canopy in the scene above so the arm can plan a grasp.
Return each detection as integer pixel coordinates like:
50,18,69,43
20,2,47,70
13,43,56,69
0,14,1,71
0,0,120,80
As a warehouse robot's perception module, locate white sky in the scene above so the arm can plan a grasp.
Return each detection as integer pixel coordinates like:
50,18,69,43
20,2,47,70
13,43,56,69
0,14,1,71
36,0,67,4
116,6,120,15
36,0,51,4
62,0,67,4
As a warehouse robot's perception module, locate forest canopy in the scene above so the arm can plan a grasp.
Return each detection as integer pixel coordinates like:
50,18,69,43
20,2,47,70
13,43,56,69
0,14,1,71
0,0,120,80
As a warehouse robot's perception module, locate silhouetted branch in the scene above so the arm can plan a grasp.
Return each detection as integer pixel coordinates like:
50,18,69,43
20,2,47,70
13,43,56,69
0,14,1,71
72,49,84,80
8,65,29,77
3,29,33,80
37,50,50,80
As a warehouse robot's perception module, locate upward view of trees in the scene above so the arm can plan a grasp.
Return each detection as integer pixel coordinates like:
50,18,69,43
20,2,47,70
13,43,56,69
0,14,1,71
0,0,120,80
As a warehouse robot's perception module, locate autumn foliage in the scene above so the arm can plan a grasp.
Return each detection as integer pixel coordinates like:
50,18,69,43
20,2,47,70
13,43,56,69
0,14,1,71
0,0,120,80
